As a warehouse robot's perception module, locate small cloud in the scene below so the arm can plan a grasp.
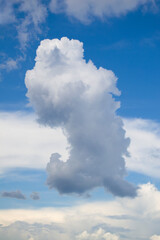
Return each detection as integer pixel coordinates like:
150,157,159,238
1,190,26,200
30,192,40,200
0,58,18,71
0,54,25,72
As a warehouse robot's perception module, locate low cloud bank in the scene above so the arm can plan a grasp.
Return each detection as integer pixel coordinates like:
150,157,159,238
0,183,160,240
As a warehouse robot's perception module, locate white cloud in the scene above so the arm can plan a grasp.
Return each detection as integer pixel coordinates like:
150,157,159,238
25,37,136,197
0,183,160,239
49,0,155,23
0,111,68,173
123,118,160,178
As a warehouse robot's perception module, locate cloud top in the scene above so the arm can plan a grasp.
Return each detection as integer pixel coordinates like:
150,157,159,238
25,37,136,197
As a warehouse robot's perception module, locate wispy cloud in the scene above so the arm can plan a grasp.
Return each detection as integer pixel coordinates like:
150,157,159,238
140,32,160,47
0,0,158,48
0,55,25,72
16,0,47,48
49,0,157,23
0,0,17,25
0,0,47,48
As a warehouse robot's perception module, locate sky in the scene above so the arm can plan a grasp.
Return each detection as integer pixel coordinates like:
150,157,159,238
0,0,160,239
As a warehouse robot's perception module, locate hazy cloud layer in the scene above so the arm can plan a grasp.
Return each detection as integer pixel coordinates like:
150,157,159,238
0,184,160,239
1,190,26,200
25,37,136,197
49,0,156,23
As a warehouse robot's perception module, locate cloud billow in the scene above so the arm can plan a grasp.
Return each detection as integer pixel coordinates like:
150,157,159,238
25,37,136,197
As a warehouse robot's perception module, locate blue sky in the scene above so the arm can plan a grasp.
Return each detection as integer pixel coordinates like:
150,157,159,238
1,3,160,119
1,1,160,240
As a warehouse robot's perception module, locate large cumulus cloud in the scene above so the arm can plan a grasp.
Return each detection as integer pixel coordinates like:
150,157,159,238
25,37,136,197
